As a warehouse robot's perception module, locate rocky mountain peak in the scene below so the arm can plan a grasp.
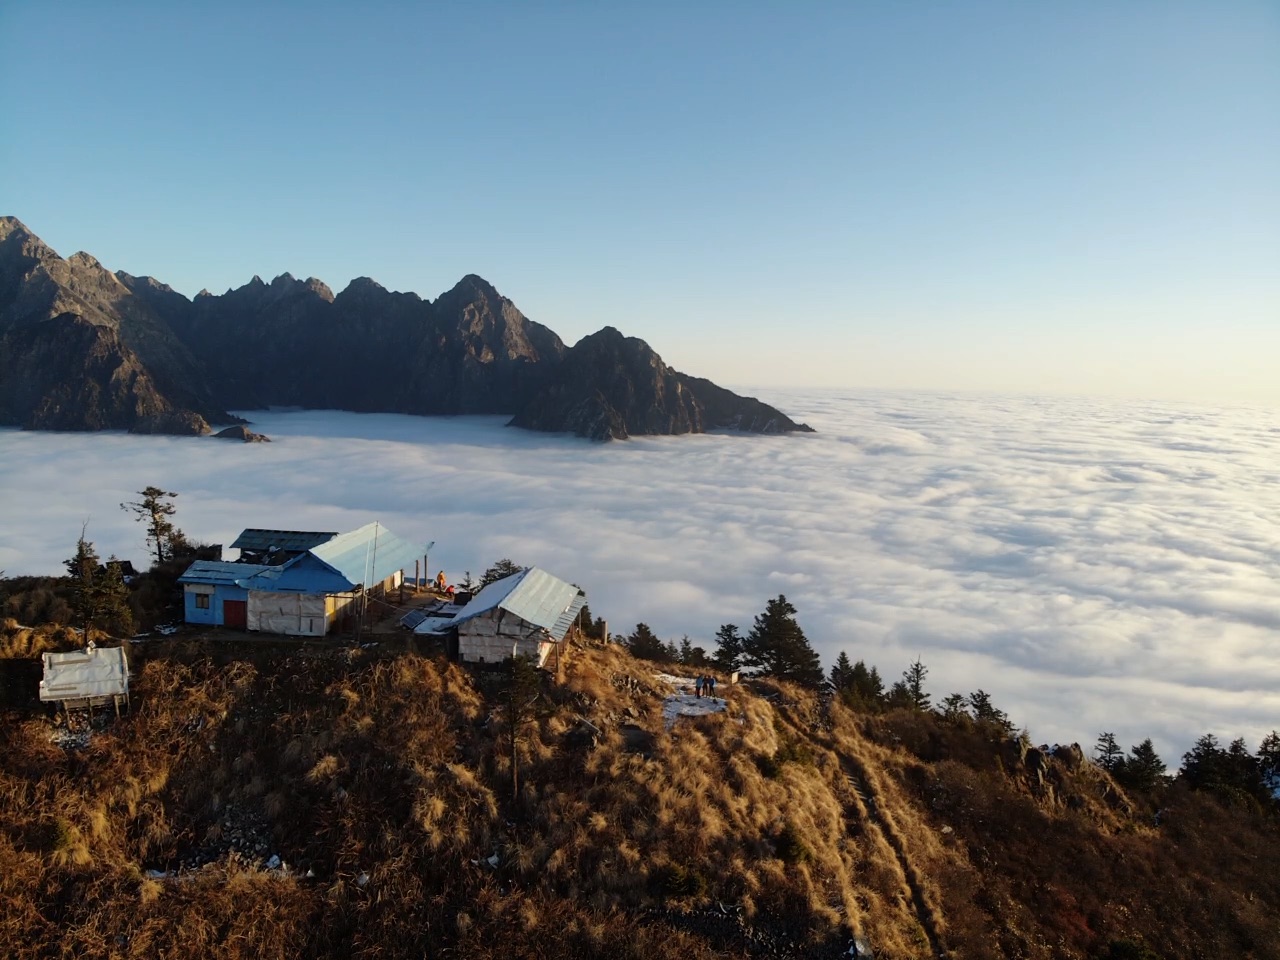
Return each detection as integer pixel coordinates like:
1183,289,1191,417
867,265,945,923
67,251,105,270
1,219,812,442
0,215,34,242
305,277,335,302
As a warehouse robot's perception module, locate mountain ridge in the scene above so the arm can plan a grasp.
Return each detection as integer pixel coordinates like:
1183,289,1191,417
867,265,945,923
0,217,812,440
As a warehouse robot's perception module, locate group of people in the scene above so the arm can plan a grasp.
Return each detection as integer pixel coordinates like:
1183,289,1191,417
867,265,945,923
694,674,717,698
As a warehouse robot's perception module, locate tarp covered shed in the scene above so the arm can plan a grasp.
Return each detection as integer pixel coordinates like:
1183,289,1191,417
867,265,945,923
39,644,129,712
420,566,585,667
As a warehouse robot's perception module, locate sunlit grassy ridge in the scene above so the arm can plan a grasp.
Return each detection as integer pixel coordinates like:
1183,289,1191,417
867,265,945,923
1,625,1277,959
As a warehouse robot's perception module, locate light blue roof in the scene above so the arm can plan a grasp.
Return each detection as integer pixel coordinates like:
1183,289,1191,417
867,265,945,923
178,560,273,586
443,566,586,641
308,522,430,589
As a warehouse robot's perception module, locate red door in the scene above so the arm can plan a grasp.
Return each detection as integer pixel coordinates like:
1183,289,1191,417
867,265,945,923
223,600,247,630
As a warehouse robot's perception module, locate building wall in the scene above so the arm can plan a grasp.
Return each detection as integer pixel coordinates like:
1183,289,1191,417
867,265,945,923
458,610,553,666
247,591,328,636
183,584,249,627
184,584,217,626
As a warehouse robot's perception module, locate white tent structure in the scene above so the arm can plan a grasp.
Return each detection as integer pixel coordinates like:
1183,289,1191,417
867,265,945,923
39,643,130,714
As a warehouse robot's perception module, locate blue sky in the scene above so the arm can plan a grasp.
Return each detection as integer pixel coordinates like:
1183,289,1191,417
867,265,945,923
2,2,1277,400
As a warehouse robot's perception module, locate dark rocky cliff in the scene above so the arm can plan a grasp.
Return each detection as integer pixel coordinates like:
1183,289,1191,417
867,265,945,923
0,217,811,439
511,327,814,440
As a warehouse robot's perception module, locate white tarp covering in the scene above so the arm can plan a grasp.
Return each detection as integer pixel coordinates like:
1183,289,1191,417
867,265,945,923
39,645,128,702
458,611,553,666
247,591,327,636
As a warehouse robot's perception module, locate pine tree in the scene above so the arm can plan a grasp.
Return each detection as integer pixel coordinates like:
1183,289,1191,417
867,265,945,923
120,486,181,565
901,657,931,711
1117,738,1166,792
829,651,855,692
64,536,133,638
65,534,101,638
500,653,543,804
968,690,1012,733
711,624,744,673
678,636,695,664
480,558,523,588
1094,732,1124,772
741,595,824,688
1181,733,1226,791
626,623,666,662
1259,731,1280,783
851,661,884,706
940,693,969,722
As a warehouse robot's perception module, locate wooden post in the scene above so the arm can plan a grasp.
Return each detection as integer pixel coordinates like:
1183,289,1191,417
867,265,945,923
414,560,420,592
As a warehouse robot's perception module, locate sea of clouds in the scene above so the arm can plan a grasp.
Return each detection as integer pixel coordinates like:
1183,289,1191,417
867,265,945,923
2,390,1277,763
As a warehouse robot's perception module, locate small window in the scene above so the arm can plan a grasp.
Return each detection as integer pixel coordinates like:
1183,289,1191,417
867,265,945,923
195,594,210,610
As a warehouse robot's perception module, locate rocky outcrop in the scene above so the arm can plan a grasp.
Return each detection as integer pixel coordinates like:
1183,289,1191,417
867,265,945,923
213,425,270,442
510,326,813,441
1,217,812,440
0,312,209,433
0,217,226,433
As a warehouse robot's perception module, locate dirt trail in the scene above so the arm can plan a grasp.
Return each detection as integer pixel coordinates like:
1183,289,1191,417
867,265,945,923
836,749,949,960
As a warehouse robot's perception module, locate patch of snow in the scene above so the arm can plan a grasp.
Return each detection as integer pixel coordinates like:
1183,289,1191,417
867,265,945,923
661,693,728,729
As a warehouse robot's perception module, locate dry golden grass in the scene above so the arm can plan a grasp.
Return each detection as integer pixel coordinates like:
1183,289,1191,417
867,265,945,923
0,618,84,658
0,637,1276,959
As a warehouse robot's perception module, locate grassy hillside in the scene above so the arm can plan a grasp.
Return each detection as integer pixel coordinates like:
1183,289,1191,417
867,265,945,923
1,624,1276,959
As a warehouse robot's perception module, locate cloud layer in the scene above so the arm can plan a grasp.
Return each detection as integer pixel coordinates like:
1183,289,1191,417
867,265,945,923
2,391,1277,763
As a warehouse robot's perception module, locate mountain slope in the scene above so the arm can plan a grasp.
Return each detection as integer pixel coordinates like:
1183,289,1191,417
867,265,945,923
0,217,226,433
1,629,1275,960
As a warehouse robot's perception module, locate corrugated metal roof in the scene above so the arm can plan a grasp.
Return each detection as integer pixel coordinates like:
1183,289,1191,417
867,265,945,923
178,560,274,585
309,523,428,589
235,553,354,594
437,567,585,642
230,529,337,552
39,645,128,701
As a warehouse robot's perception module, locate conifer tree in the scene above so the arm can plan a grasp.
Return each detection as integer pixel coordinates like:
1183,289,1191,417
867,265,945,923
968,689,1012,733
65,534,133,638
1094,732,1124,772
120,486,181,565
626,623,666,662
901,656,931,711
850,660,884,707
741,595,823,688
1259,731,1280,784
479,558,523,588
711,624,744,673
829,651,855,692
1116,738,1166,792
940,693,969,722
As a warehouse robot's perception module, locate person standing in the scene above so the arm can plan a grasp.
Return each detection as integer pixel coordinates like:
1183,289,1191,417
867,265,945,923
695,675,704,698
707,675,716,699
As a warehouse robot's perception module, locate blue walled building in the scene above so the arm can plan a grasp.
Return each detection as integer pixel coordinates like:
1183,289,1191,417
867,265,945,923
178,522,430,636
